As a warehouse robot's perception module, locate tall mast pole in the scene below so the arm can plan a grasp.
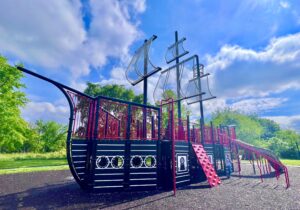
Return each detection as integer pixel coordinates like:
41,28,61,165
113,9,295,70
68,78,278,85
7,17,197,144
175,31,181,120
195,58,205,145
143,39,148,105
143,39,148,139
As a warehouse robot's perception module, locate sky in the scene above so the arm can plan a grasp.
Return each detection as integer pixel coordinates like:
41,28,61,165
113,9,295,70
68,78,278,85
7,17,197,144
0,0,300,131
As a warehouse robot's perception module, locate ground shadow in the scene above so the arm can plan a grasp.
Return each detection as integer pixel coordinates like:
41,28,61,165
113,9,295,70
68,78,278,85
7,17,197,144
179,184,211,190
231,171,276,179
0,183,168,210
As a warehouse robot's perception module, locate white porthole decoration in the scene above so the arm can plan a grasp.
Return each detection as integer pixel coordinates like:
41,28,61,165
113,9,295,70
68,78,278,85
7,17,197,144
130,155,143,168
111,156,124,168
144,155,156,168
96,156,110,169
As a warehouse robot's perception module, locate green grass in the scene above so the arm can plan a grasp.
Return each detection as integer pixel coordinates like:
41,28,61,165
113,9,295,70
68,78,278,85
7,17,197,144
240,159,300,166
0,165,69,175
0,158,67,169
0,150,66,161
280,159,300,166
0,152,68,174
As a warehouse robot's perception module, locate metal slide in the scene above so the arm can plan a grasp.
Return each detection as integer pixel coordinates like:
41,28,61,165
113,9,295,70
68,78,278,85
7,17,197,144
231,139,290,188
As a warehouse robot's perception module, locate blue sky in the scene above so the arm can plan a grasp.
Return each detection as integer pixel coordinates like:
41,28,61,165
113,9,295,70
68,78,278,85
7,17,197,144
1,0,300,131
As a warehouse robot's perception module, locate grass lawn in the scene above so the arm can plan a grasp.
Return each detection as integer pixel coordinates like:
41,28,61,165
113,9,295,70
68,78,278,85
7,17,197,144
240,159,300,166
0,152,68,175
280,159,300,166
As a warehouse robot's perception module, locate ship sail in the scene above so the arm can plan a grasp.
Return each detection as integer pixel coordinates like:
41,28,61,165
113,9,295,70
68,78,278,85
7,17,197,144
126,35,161,86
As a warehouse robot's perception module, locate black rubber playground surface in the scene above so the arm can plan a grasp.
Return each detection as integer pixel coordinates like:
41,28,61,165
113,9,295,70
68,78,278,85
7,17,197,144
0,164,299,210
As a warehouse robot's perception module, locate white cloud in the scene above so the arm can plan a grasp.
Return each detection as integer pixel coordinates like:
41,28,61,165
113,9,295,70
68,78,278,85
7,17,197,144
186,97,226,119
206,32,300,99
96,67,130,88
0,0,146,81
265,115,300,131
192,97,286,118
22,102,69,124
280,1,290,9
230,97,287,114
0,0,147,123
120,0,146,14
0,1,85,70
202,98,227,115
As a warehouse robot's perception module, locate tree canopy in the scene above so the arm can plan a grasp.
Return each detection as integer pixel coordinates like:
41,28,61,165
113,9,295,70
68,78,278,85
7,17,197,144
84,82,143,103
211,109,263,144
211,108,300,159
0,56,67,153
0,56,31,152
33,120,67,152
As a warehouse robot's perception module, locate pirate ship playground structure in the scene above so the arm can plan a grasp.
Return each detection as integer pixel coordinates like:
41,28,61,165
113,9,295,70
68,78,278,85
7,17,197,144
16,32,290,194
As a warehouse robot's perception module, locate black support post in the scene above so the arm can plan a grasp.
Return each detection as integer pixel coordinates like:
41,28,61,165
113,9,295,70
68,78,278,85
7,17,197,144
175,31,182,120
194,56,205,145
124,105,132,189
157,111,162,189
88,98,101,190
211,121,217,170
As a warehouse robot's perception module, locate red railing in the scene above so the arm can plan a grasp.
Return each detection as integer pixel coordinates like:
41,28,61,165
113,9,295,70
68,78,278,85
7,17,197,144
66,91,159,141
216,128,230,145
130,105,159,140
190,123,201,144
188,124,232,145
97,99,128,140
97,98,159,140
174,119,188,141
66,90,95,139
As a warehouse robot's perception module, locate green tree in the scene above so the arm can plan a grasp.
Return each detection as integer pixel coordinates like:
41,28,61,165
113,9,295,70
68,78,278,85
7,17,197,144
210,108,300,159
273,130,300,159
267,137,286,157
158,89,191,128
34,120,67,152
84,82,143,103
252,117,280,139
211,108,263,144
0,56,31,152
22,124,41,152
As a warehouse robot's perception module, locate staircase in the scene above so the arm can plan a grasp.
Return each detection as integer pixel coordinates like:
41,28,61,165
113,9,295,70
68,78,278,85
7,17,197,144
192,144,221,187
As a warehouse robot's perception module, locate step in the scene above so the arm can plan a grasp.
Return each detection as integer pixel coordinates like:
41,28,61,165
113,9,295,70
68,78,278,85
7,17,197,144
192,144,221,187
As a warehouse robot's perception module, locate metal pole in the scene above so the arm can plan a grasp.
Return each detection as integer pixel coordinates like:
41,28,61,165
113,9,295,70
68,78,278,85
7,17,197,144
104,112,109,138
171,101,176,196
143,39,148,139
211,121,217,170
143,39,148,105
151,116,155,139
175,31,181,120
195,56,205,145
124,105,132,189
252,153,256,174
227,126,233,161
187,115,190,143
192,125,195,143
236,145,241,176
